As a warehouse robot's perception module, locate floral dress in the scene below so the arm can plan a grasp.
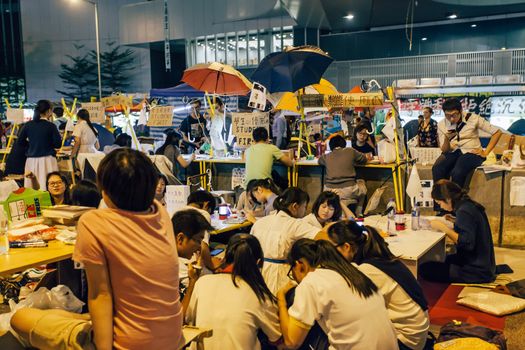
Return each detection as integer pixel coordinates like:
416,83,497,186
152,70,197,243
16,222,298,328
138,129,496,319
418,119,439,147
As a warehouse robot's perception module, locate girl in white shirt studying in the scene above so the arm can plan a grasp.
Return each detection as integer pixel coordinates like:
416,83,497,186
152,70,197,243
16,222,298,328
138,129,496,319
277,239,398,350
251,188,321,294
245,178,280,222
302,191,355,229
327,221,430,350
185,234,282,350
71,109,99,156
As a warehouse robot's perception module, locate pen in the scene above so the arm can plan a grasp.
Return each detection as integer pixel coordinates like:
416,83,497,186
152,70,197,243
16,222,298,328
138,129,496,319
9,241,48,248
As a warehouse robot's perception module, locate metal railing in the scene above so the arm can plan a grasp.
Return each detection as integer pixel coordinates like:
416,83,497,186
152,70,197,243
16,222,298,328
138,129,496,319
324,48,525,91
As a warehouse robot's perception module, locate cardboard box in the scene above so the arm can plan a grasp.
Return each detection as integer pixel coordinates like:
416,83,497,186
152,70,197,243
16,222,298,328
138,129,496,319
1,188,52,222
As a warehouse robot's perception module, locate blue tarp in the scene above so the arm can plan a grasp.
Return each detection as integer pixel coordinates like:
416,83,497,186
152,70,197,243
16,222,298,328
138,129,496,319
150,83,204,98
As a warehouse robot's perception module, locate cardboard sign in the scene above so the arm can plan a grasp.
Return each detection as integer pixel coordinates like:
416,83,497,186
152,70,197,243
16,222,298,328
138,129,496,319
165,185,190,217
147,106,174,127
81,102,106,123
101,95,132,108
6,108,24,124
232,112,269,148
1,188,52,222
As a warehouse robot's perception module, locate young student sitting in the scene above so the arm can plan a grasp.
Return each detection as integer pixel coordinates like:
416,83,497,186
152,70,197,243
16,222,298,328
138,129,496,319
318,135,369,216
172,209,213,300
301,191,355,229
45,172,71,205
185,234,282,350
71,180,101,207
11,148,184,349
277,239,398,350
177,190,219,272
327,221,430,350
352,122,376,156
155,173,168,206
245,178,280,223
250,187,321,294
420,179,496,284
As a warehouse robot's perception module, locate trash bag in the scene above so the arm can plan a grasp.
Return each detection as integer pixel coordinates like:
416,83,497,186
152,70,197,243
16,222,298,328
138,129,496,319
0,285,84,334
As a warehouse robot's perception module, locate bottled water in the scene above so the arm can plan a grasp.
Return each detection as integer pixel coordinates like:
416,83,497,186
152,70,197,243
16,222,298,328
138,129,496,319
386,198,396,234
411,203,420,231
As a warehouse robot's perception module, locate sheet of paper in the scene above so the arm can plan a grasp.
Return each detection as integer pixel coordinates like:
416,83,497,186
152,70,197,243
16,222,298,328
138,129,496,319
510,176,525,206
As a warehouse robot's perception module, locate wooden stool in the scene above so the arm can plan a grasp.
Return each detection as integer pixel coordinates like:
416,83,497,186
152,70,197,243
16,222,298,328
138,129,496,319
178,326,213,350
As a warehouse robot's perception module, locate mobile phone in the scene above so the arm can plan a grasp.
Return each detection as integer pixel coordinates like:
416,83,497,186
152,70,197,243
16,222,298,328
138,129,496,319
210,248,224,257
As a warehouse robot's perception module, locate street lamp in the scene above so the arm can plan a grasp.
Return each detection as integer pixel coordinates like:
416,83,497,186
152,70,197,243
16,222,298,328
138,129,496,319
70,0,102,100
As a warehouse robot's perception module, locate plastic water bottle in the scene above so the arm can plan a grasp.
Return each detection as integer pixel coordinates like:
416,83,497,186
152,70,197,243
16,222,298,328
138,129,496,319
386,198,396,234
411,203,420,231
0,208,9,255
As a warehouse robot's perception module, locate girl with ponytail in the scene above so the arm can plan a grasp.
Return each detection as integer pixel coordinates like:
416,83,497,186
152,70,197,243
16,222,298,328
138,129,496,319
185,234,282,349
18,100,62,190
251,187,322,294
71,108,100,156
327,221,430,350
245,178,281,222
277,238,397,350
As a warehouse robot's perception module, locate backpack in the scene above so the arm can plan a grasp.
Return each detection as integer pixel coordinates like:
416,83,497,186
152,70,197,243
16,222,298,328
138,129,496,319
437,321,506,350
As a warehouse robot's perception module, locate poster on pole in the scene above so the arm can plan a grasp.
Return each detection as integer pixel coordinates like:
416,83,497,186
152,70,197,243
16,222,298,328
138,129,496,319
232,112,269,148
81,102,106,123
248,82,267,111
5,109,24,124
147,106,174,127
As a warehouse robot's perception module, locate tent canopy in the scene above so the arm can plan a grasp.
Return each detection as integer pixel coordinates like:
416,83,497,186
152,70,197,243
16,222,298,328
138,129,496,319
150,83,205,98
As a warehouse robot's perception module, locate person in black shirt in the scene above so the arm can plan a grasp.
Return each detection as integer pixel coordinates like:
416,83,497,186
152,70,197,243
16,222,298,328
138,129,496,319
18,100,62,190
179,99,208,153
352,123,376,156
420,179,496,283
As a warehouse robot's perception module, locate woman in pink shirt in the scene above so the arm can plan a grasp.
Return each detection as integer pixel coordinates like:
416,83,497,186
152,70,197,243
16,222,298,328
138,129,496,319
12,149,183,350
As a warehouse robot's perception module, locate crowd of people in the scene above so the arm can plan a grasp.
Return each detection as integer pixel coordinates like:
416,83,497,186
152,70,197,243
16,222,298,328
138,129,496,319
3,96,500,349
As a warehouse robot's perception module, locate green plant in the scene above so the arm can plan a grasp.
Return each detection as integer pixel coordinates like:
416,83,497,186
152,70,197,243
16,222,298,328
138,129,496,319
57,44,98,101
94,41,136,95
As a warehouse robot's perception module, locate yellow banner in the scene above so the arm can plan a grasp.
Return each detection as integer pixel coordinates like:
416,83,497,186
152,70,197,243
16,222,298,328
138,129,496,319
301,92,384,108
147,106,174,127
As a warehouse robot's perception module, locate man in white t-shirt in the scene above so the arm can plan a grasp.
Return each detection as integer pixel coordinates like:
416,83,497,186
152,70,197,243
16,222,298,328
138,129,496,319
432,98,502,189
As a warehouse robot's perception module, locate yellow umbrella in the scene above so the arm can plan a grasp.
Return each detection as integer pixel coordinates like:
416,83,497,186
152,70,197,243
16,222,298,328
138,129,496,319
275,78,338,112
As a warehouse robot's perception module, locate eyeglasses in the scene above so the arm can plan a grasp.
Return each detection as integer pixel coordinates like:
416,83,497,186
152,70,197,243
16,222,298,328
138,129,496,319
287,264,295,281
444,111,461,118
48,181,64,187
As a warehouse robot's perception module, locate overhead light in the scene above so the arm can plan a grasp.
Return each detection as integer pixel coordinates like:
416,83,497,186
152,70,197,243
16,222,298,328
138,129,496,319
447,13,458,19
344,14,354,20
471,24,477,28
421,37,428,41
501,47,507,50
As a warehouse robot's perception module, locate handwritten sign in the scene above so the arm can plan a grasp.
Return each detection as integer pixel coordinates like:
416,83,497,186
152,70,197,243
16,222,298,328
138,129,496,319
147,106,174,127
165,185,190,217
5,108,24,124
232,112,269,148
248,82,267,111
81,102,106,123
301,92,384,109
101,95,132,108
